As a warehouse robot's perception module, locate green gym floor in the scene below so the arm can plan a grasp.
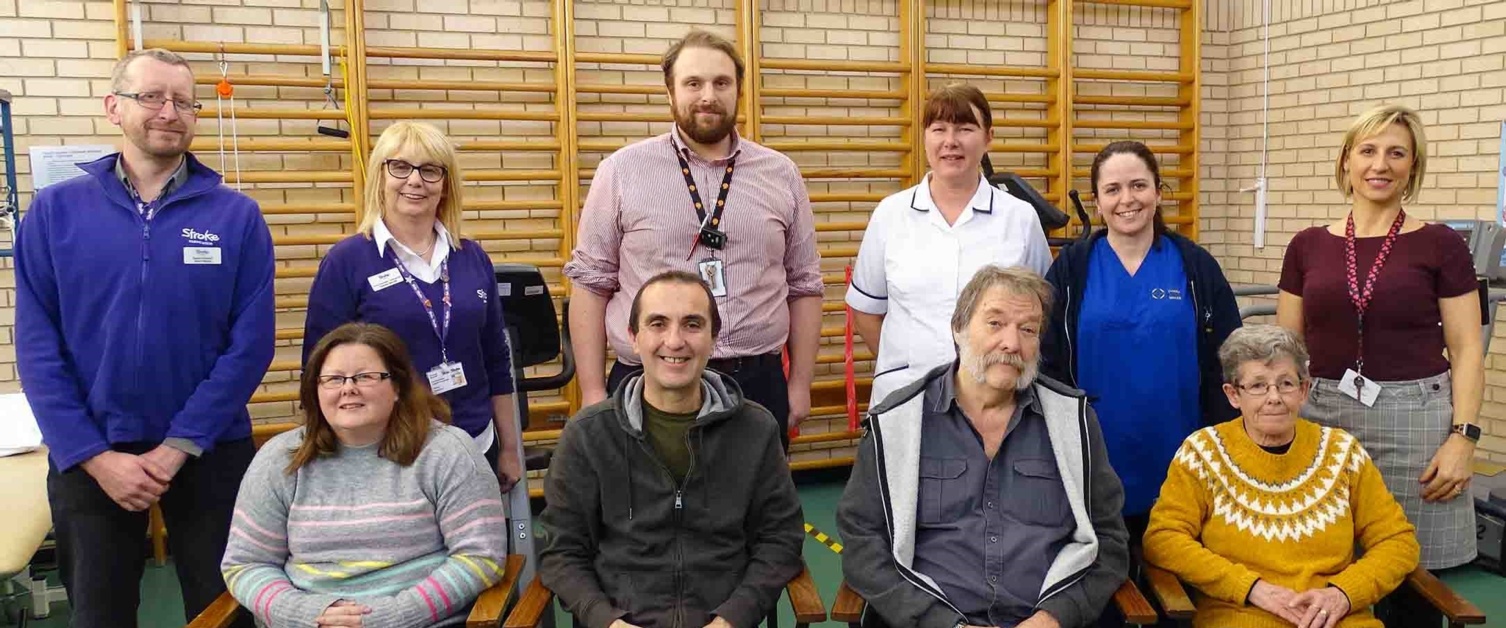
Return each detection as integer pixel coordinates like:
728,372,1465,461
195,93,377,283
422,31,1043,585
17,472,1506,627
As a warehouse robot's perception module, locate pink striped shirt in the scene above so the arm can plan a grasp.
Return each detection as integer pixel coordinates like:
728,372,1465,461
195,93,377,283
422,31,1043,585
564,128,823,363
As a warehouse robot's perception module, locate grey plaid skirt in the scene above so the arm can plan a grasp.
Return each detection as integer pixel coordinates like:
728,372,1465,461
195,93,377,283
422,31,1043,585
1303,370,1477,570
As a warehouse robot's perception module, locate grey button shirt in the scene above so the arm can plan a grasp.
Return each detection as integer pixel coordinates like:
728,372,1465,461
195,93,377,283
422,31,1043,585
912,363,1074,627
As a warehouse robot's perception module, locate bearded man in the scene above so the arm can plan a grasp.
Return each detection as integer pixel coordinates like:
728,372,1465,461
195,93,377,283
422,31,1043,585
836,265,1130,628
563,29,822,451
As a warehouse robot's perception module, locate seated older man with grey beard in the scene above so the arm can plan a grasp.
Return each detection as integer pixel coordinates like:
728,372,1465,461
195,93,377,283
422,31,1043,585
837,265,1130,628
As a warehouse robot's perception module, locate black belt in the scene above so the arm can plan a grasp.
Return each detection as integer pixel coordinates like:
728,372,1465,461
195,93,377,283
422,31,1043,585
706,352,781,374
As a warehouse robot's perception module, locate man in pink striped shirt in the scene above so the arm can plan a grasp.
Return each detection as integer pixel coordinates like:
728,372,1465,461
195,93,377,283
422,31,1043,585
564,29,823,449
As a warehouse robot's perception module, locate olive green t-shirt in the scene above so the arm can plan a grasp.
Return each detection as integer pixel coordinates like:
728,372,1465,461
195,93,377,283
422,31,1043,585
643,399,698,483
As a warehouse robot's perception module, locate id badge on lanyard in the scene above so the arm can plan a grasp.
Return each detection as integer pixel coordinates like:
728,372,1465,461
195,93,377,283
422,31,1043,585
1339,209,1405,407
389,252,468,395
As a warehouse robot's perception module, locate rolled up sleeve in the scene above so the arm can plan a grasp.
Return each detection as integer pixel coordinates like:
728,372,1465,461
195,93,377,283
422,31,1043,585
563,155,625,297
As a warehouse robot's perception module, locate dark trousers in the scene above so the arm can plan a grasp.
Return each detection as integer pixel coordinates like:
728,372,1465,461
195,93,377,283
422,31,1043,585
46,439,255,628
607,353,790,451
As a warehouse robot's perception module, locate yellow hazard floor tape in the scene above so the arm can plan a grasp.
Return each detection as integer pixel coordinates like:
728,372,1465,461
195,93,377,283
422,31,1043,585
804,522,843,554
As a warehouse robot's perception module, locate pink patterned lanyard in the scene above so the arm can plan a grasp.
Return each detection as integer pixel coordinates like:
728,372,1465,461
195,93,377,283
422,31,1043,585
1344,209,1406,374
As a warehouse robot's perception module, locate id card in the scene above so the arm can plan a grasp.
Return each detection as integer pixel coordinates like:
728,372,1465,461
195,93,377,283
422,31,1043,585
183,247,222,265
426,361,468,395
1338,368,1381,407
698,258,728,297
368,268,403,292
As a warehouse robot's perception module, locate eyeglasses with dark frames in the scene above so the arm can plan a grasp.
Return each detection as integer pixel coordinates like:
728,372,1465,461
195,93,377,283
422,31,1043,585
113,92,203,116
317,372,393,390
385,159,447,184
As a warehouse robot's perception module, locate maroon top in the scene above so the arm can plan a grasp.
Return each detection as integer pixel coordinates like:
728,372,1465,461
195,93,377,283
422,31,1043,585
1279,223,1477,381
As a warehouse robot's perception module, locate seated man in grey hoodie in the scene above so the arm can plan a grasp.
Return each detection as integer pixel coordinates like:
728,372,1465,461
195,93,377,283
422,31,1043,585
539,270,805,628
837,265,1129,628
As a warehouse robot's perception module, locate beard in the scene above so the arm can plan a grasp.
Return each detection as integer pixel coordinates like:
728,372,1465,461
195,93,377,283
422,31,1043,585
124,121,192,160
958,342,1038,391
673,99,738,146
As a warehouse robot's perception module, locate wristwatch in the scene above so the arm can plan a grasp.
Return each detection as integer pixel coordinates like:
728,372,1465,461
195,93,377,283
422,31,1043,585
1451,423,1482,443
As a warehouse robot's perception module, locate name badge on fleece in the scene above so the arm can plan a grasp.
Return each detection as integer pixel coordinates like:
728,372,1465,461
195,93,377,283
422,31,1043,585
426,361,467,395
183,247,222,265
1338,368,1381,407
367,268,403,292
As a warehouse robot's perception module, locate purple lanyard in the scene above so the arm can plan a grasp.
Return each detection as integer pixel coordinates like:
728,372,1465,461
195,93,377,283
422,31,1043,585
388,249,452,363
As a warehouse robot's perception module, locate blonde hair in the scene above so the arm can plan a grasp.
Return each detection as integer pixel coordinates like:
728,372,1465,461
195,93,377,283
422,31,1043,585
358,121,465,245
1335,104,1427,204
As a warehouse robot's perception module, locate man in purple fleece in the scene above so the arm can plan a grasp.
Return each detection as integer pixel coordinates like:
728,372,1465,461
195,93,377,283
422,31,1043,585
15,48,274,627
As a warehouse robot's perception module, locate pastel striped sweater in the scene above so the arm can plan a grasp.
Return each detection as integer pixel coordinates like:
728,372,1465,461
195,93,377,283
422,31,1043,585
1143,418,1419,628
222,422,508,627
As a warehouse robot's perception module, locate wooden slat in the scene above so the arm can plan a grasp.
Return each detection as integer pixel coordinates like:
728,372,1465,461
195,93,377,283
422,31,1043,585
466,554,526,627
926,63,1057,78
1405,567,1487,625
1075,143,1194,155
786,566,827,625
993,118,1058,128
761,58,908,73
144,39,332,57
457,140,562,152
1076,0,1192,8
1073,119,1195,130
1075,69,1193,83
814,220,869,232
763,88,906,100
1114,580,1159,625
502,577,554,628
1074,94,1189,107
801,168,908,179
188,138,350,152
761,140,908,152
466,170,561,182
1142,564,1196,620
369,79,555,93
575,52,661,65
261,203,355,215
575,112,672,123
200,108,345,120
367,109,560,121
810,193,887,203
761,115,911,126
576,83,663,95
468,199,566,211
365,46,556,63
990,142,1060,153
831,582,866,623
250,390,299,404
195,74,334,89
982,92,1055,104
226,171,352,184
185,592,242,628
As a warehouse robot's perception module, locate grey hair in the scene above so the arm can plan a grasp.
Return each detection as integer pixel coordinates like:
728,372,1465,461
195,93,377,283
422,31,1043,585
111,48,193,93
1217,324,1310,385
950,265,1053,334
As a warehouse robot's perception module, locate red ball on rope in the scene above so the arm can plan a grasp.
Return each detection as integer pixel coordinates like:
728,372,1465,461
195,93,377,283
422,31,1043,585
216,79,233,98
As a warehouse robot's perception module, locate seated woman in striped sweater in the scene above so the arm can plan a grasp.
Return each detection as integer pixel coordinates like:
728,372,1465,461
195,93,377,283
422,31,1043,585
222,322,508,628
1144,325,1419,628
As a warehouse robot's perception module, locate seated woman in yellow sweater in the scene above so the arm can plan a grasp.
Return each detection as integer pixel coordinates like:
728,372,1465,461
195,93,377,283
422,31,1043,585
1144,324,1419,628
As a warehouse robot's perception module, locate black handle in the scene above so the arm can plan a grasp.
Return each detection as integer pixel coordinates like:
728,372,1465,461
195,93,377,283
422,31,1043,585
1068,189,1092,241
518,297,575,393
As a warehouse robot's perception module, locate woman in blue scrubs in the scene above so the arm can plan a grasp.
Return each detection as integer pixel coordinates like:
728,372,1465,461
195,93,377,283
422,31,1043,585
1041,141,1240,544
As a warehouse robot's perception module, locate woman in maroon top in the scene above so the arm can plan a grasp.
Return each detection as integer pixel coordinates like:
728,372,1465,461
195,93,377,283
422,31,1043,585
1276,104,1483,623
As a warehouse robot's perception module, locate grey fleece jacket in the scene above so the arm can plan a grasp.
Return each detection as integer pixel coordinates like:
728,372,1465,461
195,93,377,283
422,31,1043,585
538,371,805,628
837,364,1130,628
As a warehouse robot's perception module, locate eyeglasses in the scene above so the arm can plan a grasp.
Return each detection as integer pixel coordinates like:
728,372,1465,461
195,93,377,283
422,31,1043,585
1235,379,1305,397
113,92,203,116
385,159,447,184
317,372,392,390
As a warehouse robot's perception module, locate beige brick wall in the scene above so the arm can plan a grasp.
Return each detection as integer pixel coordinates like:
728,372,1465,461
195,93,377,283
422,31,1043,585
1205,0,1506,461
2,0,1503,462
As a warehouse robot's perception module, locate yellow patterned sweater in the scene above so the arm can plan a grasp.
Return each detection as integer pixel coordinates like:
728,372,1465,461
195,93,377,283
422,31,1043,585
1143,418,1419,628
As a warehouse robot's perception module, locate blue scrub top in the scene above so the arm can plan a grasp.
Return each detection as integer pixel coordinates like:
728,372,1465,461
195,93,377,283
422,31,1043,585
1075,235,1201,516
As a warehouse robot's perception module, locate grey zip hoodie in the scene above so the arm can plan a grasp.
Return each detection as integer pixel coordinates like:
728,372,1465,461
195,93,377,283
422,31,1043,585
837,364,1130,628
539,370,805,628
